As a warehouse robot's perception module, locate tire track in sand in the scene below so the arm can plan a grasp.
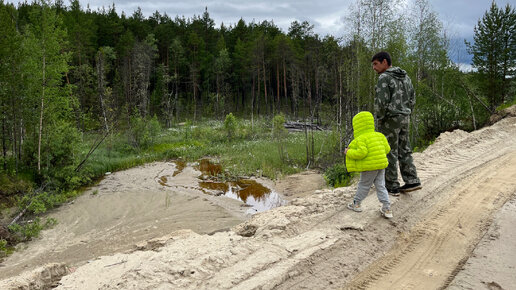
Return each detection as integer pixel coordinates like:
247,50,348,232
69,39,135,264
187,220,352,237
275,118,516,290
345,151,516,290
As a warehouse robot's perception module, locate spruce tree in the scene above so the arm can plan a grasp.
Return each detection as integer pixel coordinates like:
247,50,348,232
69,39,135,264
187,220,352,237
467,1,516,110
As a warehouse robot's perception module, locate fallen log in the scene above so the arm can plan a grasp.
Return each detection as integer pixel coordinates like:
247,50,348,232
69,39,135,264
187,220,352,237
284,121,324,132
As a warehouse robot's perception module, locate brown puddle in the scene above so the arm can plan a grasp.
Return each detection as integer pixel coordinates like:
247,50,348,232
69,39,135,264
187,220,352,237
156,159,287,214
198,159,223,176
233,180,271,203
199,181,229,193
172,160,186,177
199,179,286,213
158,176,170,187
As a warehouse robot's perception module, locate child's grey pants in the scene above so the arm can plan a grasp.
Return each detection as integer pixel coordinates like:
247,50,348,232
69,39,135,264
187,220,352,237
353,169,390,210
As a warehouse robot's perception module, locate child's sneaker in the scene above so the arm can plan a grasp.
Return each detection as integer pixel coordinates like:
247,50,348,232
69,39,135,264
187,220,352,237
347,201,362,212
380,207,393,219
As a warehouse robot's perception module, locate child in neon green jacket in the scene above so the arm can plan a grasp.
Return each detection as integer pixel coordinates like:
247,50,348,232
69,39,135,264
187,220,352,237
345,111,393,218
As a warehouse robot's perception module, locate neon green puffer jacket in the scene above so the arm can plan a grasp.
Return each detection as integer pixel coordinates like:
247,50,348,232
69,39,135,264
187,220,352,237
345,111,390,172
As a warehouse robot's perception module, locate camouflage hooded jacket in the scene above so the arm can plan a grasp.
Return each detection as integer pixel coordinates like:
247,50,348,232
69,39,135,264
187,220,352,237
374,67,415,121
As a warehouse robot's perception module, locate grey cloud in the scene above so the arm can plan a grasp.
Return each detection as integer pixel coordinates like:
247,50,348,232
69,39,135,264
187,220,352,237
85,0,353,35
83,0,513,41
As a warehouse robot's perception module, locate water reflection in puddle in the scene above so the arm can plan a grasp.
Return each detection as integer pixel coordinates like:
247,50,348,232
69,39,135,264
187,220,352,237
197,159,223,176
158,159,287,214
199,179,287,214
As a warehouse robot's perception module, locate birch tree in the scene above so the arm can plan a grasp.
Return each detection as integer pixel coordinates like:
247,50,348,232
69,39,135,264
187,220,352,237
23,1,70,173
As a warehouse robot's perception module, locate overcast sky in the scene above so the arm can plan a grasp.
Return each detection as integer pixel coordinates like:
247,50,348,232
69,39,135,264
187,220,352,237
81,0,515,67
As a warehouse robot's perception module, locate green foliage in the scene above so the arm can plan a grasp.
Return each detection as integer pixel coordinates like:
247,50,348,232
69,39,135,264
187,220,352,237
0,239,13,257
272,114,288,140
497,98,516,111
324,163,353,188
8,217,57,242
0,174,32,199
8,219,42,241
467,2,516,110
44,121,81,168
0,239,11,258
18,191,59,215
224,113,237,140
272,114,288,162
128,113,162,150
183,120,192,140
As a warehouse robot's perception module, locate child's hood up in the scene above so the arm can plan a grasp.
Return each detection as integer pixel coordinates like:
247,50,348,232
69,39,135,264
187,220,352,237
352,111,375,138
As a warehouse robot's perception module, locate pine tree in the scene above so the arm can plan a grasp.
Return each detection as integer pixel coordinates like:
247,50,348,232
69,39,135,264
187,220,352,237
467,1,516,110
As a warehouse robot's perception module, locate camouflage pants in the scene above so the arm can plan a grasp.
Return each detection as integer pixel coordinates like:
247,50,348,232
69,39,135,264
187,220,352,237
377,115,420,190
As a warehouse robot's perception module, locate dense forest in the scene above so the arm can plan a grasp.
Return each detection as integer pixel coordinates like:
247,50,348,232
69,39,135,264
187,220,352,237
0,0,514,246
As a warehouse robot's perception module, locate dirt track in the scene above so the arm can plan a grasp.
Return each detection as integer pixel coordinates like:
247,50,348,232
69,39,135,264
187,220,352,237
1,115,515,289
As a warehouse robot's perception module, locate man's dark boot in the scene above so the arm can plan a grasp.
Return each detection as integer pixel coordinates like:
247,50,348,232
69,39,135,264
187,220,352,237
399,182,422,193
387,187,400,196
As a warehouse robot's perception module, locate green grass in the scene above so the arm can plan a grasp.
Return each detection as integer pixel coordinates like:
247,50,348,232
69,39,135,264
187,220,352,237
77,118,339,181
497,99,516,111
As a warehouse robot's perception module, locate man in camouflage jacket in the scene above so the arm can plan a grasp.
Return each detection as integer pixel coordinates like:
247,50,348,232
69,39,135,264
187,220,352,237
371,51,421,195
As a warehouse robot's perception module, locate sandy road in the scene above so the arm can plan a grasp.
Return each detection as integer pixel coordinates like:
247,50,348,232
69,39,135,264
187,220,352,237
347,151,516,289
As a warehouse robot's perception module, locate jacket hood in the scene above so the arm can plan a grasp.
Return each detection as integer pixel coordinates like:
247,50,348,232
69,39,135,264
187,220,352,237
384,67,407,80
352,111,375,138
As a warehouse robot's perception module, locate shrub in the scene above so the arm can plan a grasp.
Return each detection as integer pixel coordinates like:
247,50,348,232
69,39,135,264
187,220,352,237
224,113,237,140
0,239,11,257
8,217,57,242
272,114,288,162
128,113,162,149
324,163,353,187
0,174,32,198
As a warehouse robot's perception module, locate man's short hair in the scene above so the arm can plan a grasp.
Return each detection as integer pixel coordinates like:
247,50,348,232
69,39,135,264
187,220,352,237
371,51,391,66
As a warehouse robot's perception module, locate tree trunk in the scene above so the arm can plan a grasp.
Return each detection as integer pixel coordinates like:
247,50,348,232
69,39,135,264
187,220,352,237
283,59,287,114
339,67,343,154
174,64,179,122
468,92,477,130
291,70,298,117
251,73,255,129
216,73,220,118
262,58,267,115
307,76,312,118
276,63,280,113
18,119,23,167
193,77,197,122
257,66,261,115
37,54,46,174
97,52,109,132
1,114,6,170
10,88,19,171
315,68,319,123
